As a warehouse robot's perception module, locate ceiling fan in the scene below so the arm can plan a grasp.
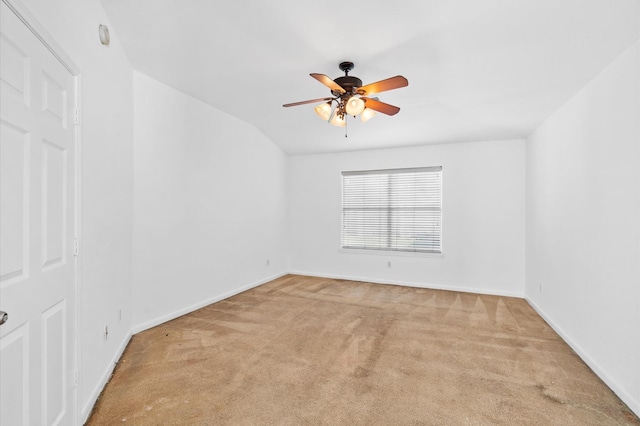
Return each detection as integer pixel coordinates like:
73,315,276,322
283,61,408,128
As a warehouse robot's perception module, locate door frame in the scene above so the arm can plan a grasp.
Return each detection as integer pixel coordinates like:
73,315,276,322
1,0,82,423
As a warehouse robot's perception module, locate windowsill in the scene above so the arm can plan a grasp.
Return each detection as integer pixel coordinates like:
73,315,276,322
338,248,445,258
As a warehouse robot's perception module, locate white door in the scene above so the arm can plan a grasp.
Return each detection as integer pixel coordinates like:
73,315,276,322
0,2,78,424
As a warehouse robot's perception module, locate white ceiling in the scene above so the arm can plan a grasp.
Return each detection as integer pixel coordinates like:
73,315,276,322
99,0,639,155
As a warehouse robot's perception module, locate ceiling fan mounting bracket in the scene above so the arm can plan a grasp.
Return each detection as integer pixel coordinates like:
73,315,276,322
339,61,355,75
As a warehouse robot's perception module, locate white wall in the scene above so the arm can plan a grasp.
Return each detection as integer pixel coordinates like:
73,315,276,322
526,40,640,414
17,0,135,419
288,140,526,297
132,72,288,331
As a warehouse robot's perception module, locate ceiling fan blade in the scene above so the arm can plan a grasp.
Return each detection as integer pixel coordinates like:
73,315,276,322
310,73,346,94
283,97,333,107
363,98,401,116
357,76,408,96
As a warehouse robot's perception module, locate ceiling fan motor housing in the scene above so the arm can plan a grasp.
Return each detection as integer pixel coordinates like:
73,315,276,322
332,61,362,96
333,76,362,96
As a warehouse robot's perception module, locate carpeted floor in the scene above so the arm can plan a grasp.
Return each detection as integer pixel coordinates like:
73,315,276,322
87,275,639,425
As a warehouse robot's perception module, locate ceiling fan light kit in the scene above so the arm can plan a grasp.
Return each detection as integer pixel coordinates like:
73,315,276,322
345,96,366,116
283,61,408,131
360,107,376,123
329,110,347,127
314,102,332,121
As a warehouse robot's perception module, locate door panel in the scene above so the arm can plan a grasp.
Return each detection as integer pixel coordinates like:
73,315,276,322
0,323,30,424
42,139,67,269
0,121,29,283
0,33,30,106
42,300,66,425
0,2,77,424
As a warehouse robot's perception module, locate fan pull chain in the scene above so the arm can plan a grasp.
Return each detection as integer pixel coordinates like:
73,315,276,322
345,116,348,138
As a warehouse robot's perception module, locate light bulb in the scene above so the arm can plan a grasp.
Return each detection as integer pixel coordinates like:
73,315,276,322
314,102,332,121
345,96,365,116
329,111,346,127
360,108,376,123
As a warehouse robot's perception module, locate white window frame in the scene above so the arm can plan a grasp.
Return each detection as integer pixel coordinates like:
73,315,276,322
341,166,443,255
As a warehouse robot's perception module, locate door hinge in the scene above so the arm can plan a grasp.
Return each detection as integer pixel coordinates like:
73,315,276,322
73,238,79,256
74,108,80,125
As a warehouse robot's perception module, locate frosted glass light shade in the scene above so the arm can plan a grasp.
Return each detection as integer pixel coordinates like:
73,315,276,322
329,111,346,127
360,107,376,123
314,102,332,121
345,96,365,116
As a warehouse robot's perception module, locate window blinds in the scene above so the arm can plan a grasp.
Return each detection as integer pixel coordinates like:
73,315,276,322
341,166,442,253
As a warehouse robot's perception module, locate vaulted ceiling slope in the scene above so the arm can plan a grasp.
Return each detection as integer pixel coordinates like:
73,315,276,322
100,0,639,155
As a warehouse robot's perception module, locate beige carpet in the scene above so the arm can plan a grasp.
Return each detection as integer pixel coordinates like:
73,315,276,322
87,275,639,425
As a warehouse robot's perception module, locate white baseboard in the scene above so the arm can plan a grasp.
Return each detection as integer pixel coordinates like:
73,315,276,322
288,270,525,299
81,330,132,423
131,271,288,335
526,297,639,417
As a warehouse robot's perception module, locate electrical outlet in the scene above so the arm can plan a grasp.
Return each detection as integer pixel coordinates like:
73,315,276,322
387,261,392,268
266,259,270,266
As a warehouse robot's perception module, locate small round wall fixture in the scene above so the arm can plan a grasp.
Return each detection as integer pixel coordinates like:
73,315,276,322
99,24,110,45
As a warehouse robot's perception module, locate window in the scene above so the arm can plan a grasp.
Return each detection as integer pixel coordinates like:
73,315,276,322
341,166,442,254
